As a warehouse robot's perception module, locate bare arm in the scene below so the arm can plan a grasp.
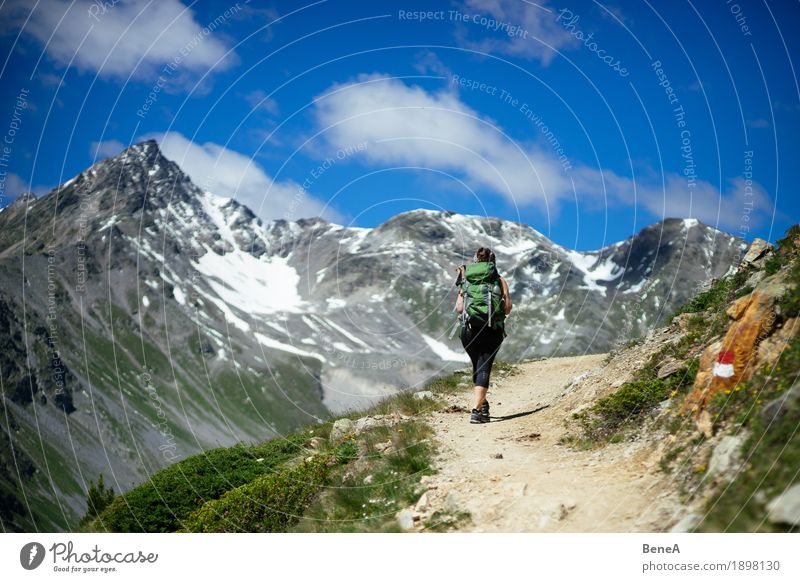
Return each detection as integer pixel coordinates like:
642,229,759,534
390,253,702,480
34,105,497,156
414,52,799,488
455,290,464,314
499,276,512,315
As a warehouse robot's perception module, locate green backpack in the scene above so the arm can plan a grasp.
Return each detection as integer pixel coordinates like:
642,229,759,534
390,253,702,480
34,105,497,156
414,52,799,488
460,262,505,331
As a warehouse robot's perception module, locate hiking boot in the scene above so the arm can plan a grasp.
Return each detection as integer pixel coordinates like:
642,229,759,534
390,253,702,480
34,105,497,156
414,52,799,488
470,409,489,424
480,399,490,418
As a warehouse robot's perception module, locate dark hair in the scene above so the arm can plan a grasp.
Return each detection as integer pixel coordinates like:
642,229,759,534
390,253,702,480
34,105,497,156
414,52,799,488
475,247,495,263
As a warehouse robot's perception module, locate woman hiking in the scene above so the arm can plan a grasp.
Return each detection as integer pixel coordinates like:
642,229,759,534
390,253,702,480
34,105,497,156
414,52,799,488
455,247,512,424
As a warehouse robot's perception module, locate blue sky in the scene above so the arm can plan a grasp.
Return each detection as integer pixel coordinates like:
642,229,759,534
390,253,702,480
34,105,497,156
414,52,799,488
0,0,798,250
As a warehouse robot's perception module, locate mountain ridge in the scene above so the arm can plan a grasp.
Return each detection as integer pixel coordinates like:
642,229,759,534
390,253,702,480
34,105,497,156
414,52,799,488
0,140,747,531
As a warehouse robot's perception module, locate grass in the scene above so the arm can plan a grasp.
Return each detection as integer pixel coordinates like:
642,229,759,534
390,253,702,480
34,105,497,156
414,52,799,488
571,359,699,444
291,420,438,532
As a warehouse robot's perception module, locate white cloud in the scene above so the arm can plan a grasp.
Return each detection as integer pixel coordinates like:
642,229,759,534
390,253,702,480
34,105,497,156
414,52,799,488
90,139,126,159
314,74,571,209
312,75,772,231
457,0,577,64
13,0,235,80
141,132,341,223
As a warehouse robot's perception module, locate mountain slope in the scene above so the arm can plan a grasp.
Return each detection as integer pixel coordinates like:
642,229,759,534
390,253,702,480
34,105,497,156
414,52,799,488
0,140,745,531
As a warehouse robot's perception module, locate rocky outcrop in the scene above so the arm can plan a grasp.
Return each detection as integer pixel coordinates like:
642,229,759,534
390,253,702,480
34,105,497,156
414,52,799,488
684,258,796,414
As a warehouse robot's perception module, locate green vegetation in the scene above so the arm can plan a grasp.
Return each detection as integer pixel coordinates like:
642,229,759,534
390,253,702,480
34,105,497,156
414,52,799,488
184,453,332,532
697,231,800,531
292,421,438,532
87,433,310,532
79,475,115,527
571,359,698,443
86,367,466,533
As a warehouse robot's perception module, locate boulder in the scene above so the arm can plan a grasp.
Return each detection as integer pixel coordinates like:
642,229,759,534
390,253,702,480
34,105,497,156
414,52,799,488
685,271,788,413
766,484,800,527
741,238,773,268
756,317,800,370
329,418,355,441
657,359,685,379
443,492,460,513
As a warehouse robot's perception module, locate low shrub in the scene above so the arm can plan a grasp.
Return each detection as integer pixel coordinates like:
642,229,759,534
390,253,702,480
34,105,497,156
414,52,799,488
183,454,330,533
90,433,309,532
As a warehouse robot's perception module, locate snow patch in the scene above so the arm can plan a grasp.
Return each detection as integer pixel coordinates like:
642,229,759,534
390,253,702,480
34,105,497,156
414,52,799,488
255,333,326,363
194,248,305,315
422,335,469,362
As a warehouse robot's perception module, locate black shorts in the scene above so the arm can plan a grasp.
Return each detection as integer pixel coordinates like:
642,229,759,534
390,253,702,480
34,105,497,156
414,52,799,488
460,321,504,388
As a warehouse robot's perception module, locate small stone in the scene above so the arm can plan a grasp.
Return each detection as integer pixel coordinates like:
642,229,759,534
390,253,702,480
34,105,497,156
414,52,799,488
695,410,714,438
415,492,429,512
374,440,392,453
255,458,265,463
670,513,701,533
396,510,416,530
707,435,745,479
491,453,503,459
308,437,326,449
413,390,434,400
363,474,374,485
766,484,800,526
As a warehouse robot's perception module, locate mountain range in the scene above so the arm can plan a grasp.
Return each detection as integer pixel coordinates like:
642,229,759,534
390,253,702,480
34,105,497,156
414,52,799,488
0,140,747,531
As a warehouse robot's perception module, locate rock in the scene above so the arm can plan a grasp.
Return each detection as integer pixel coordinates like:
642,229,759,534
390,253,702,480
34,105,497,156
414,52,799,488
308,437,326,449
741,238,773,268
657,359,684,379
363,474,374,485
672,313,695,331
756,317,800,370
443,492,460,513
696,410,714,438
396,510,416,530
761,385,800,424
491,453,504,459
330,418,355,441
413,390,434,400
744,270,766,289
670,513,701,533
707,435,745,479
415,492,429,512
374,440,392,453
354,417,380,433
255,458,265,463
766,484,800,526
685,278,786,413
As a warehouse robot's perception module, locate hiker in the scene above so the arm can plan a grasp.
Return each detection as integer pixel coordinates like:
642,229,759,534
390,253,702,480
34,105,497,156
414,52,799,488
455,247,512,424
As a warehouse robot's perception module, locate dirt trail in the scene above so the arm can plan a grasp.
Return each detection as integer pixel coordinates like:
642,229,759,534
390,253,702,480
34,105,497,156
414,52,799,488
421,355,681,532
